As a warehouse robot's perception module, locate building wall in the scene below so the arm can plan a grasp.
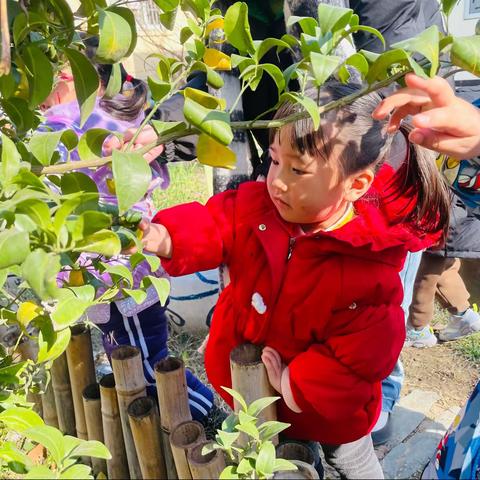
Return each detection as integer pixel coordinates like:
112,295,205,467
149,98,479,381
448,0,480,80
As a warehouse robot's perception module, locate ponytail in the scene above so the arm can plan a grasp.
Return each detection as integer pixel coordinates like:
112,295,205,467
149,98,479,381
392,124,451,239
97,64,148,122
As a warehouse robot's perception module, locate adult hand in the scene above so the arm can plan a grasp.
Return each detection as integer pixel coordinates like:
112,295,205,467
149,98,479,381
373,73,480,158
104,125,165,163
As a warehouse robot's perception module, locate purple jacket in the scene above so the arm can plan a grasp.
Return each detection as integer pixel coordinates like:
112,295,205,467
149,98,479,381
46,99,169,322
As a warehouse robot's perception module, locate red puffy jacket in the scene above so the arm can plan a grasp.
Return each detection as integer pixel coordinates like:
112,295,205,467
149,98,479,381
153,167,438,445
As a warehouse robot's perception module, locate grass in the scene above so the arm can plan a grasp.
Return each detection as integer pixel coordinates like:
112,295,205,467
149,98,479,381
452,333,480,364
153,161,211,210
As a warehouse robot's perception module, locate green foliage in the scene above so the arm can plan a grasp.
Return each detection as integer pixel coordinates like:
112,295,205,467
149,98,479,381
205,388,296,479
0,0,479,477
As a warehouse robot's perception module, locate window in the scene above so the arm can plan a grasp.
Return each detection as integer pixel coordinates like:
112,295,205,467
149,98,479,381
465,0,480,19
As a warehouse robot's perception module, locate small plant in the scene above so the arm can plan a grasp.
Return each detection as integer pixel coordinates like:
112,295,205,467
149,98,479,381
204,387,297,479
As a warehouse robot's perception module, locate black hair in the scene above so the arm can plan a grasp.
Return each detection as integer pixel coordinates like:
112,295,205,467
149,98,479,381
271,83,451,237
83,36,148,122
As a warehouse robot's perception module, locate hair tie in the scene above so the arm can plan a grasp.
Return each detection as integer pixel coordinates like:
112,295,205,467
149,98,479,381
125,74,133,83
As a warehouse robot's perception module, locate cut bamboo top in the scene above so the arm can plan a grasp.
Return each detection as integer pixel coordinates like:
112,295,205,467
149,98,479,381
111,346,145,395
230,343,264,366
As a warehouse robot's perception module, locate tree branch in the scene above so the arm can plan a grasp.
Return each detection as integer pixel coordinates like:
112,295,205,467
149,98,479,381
34,69,408,176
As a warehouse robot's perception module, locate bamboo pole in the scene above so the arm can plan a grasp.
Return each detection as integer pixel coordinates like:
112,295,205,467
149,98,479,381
273,460,319,479
187,441,226,479
111,346,145,479
18,339,43,417
65,324,96,442
82,383,107,476
276,442,315,466
170,421,206,479
154,357,192,479
230,343,277,424
50,352,76,435
41,382,59,429
127,396,167,479
99,373,129,480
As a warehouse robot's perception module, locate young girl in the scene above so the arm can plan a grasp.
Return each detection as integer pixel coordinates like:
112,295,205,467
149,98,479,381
43,37,214,423
136,83,450,478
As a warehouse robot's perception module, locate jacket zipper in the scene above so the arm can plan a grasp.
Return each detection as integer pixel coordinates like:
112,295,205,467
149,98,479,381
287,237,296,260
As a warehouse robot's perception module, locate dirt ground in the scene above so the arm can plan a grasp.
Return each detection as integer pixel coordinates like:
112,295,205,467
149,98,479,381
402,344,479,413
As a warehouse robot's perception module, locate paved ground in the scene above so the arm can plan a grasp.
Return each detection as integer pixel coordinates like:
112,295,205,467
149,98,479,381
321,389,459,479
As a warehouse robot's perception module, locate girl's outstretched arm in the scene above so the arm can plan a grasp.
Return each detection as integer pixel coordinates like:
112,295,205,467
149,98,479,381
373,73,480,158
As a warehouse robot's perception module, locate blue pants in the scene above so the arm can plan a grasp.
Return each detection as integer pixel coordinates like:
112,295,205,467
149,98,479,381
100,301,214,422
381,251,422,412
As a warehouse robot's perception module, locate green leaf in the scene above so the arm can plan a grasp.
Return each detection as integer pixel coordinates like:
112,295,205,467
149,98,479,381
258,421,291,441
221,413,239,432
143,276,170,305
59,464,93,479
24,45,53,108
71,211,112,240
73,230,121,256
0,442,32,469
53,197,82,235
317,4,352,35
183,98,232,146
1,133,21,185
112,150,152,214
197,134,236,169
236,421,260,440
71,439,111,459
160,8,178,30
247,396,280,417
279,92,320,130
0,71,16,99
24,425,64,465
64,49,99,127
22,250,61,299
61,172,98,195
0,407,43,432
216,429,240,449
442,0,459,17
273,458,298,473
222,386,247,411
12,12,45,45
180,26,193,44
238,410,257,425
16,200,52,230
259,64,285,94
28,131,64,166
236,458,254,475
51,298,90,328
255,38,291,62
37,328,71,362
104,63,122,98
451,36,480,77
365,49,420,84
0,229,29,269
310,52,341,86
78,128,112,163
220,466,239,479
286,16,318,36
151,120,188,139
60,130,79,151
190,61,224,89
224,2,255,54
96,8,133,63
1,98,35,134
348,25,385,49
147,78,171,102
50,0,74,35
392,26,440,76
25,465,54,479
256,441,275,476
101,263,133,286
338,52,370,83
123,288,147,304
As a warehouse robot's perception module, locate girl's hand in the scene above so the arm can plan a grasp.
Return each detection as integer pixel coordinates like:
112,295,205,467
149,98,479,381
124,219,173,257
262,347,301,413
373,73,480,158
104,126,165,164
262,346,284,393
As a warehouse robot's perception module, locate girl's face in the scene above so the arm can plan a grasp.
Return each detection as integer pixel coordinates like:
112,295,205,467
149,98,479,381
267,127,372,232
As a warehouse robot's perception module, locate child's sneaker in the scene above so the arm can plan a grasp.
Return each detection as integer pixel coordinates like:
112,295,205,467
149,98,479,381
438,306,480,342
404,326,438,348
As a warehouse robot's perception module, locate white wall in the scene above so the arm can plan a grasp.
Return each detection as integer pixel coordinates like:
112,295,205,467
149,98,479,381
448,0,480,80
